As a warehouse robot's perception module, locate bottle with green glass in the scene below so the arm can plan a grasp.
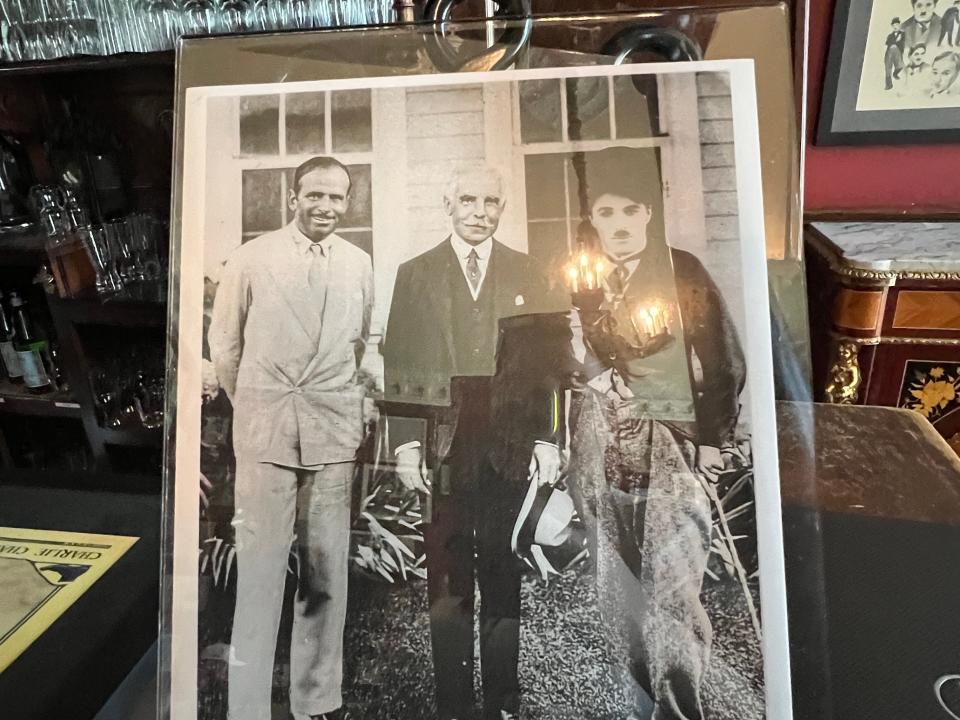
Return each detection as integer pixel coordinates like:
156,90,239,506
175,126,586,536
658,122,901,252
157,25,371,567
0,290,23,384
9,292,53,394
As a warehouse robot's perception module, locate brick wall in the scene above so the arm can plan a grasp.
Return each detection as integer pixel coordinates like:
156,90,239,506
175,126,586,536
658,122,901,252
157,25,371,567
404,85,486,248
696,72,748,351
696,72,752,423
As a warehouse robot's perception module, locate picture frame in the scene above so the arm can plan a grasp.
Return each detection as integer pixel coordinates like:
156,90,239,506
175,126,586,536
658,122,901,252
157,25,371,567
161,18,794,720
818,0,960,145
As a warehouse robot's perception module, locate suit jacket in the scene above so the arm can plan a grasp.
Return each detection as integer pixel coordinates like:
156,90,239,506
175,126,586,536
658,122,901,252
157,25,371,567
580,248,746,447
944,6,959,28
382,237,561,461
902,14,942,49
885,30,905,53
209,223,373,466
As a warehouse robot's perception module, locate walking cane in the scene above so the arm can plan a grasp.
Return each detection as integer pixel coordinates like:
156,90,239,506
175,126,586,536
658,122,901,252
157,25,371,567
698,471,763,645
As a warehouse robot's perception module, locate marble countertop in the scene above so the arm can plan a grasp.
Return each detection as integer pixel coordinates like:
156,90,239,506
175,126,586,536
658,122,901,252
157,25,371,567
808,222,960,273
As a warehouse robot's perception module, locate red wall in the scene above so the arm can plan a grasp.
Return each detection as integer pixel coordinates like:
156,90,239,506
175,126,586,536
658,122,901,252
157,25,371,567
805,0,959,214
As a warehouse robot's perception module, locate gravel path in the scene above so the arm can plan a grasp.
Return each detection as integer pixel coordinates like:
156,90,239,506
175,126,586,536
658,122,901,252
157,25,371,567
199,564,764,720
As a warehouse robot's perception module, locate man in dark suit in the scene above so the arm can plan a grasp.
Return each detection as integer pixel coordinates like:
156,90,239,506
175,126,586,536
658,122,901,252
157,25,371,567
885,17,906,89
567,147,746,720
939,0,960,45
902,0,943,51
382,166,563,720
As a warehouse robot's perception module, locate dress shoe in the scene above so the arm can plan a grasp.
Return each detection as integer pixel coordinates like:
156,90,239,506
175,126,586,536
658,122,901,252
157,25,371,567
310,708,351,720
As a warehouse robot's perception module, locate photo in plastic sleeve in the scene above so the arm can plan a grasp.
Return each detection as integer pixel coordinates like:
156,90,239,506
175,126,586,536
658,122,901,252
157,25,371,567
167,61,790,720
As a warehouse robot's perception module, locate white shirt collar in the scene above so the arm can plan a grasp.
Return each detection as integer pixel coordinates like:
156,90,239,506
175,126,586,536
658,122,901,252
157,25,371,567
290,221,338,255
449,234,493,260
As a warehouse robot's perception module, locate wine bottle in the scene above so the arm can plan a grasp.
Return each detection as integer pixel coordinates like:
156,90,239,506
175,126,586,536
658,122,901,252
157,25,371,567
0,291,23,384
9,292,53,394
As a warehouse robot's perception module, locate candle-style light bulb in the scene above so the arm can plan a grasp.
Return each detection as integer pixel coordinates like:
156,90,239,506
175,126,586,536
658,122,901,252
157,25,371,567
594,260,604,291
636,306,651,337
649,304,660,334
579,253,591,290
567,265,579,293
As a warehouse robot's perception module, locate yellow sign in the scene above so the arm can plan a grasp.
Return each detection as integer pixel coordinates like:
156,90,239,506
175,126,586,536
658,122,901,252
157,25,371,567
0,526,138,674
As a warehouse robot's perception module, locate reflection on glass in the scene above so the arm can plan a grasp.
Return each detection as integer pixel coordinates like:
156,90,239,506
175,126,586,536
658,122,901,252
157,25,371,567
239,95,280,156
518,79,562,143
241,168,284,236
340,164,372,227
331,90,373,152
524,153,567,220
565,77,610,141
614,75,660,138
527,219,569,270
285,92,326,155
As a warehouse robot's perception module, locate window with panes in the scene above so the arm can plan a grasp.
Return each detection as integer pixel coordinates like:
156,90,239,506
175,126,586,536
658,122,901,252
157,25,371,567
237,89,374,257
515,75,664,268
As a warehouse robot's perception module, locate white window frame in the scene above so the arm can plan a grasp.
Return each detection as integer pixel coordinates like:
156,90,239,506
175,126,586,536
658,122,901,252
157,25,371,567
500,73,707,254
232,90,377,243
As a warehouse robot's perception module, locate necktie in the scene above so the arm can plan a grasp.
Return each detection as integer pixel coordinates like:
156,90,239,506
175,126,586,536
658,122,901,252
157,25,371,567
308,242,327,288
466,248,482,292
308,242,328,321
606,262,632,297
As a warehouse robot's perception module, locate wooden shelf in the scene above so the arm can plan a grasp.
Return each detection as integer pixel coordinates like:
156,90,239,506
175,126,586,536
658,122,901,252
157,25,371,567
0,227,46,266
100,424,163,448
48,284,167,327
0,467,160,491
0,380,81,418
0,51,174,78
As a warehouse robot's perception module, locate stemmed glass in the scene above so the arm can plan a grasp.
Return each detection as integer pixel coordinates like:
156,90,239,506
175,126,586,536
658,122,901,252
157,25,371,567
217,0,250,34
134,370,165,429
61,186,90,230
89,367,123,428
242,0,270,31
181,0,219,36
130,213,164,281
104,219,146,284
79,224,123,295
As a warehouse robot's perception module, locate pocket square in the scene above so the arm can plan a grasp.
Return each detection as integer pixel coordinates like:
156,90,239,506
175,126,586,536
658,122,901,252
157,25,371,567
515,294,525,306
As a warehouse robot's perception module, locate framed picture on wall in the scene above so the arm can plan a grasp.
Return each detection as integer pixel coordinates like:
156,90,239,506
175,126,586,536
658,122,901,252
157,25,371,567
819,0,960,145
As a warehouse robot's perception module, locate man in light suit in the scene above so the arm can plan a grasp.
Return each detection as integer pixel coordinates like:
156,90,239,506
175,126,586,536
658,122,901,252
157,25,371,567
382,166,564,720
210,156,372,720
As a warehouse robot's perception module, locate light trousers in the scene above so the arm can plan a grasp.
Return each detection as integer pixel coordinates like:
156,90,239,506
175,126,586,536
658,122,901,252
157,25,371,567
228,460,353,720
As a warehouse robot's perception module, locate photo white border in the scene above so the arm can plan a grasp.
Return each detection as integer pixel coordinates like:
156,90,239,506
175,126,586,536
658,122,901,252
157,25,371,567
168,58,791,720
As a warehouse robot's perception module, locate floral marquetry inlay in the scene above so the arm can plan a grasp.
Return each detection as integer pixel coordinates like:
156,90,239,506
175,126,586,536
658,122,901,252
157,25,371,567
900,362,960,421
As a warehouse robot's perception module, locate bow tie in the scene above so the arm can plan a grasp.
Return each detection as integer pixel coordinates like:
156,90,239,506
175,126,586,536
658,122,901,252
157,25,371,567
605,251,644,266
917,20,929,32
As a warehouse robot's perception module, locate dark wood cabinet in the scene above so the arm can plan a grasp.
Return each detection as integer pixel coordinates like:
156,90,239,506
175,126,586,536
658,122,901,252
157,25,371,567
806,221,960,453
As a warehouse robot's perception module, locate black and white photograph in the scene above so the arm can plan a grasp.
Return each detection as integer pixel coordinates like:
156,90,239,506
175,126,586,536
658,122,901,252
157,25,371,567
819,0,960,143
166,61,789,720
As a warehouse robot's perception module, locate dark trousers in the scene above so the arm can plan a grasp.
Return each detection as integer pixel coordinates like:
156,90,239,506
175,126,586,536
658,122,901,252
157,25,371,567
939,18,957,45
569,390,712,720
885,46,904,88
425,390,525,720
